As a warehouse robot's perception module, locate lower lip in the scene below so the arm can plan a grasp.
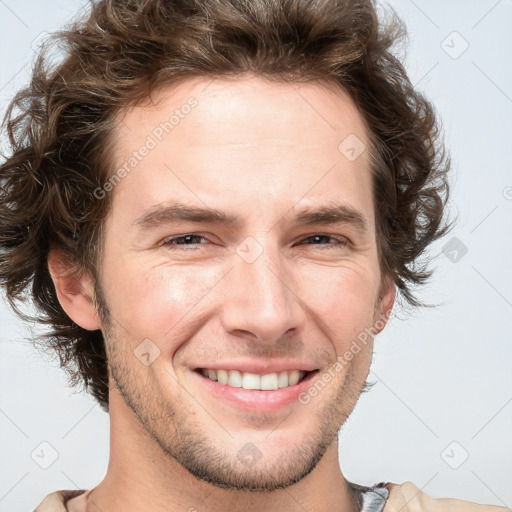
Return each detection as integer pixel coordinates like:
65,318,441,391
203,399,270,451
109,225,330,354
192,370,318,413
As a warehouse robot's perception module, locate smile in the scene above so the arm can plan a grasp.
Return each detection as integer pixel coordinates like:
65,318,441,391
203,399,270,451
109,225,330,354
197,368,309,390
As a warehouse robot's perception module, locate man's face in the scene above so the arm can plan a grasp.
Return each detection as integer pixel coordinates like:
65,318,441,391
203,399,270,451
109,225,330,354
96,74,394,491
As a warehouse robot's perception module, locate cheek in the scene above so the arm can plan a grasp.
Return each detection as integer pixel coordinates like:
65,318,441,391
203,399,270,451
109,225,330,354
297,265,378,346
105,257,224,340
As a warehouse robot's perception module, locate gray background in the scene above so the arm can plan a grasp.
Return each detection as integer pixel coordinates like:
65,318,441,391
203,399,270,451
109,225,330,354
1,0,511,510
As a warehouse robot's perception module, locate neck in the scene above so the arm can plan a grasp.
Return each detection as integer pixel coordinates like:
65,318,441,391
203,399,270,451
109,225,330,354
87,396,360,512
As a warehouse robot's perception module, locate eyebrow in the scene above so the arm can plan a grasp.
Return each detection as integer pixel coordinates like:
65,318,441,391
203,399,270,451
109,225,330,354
133,201,368,234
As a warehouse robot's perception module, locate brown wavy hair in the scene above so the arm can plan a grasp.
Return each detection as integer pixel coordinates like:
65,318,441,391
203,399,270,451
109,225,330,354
0,0,451,410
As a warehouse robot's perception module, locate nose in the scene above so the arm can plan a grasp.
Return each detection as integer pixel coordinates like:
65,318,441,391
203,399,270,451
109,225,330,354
219,240,306,344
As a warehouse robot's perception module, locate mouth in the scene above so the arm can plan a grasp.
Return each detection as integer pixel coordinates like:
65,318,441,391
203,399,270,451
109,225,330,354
192,367,320,412
194,368,313,391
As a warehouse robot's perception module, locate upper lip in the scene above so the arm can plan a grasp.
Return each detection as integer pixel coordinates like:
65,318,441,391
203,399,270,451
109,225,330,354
192,361,318,374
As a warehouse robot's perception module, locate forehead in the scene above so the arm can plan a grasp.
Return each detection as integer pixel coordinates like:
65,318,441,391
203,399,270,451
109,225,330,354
108,74,374,231
120,74,369,148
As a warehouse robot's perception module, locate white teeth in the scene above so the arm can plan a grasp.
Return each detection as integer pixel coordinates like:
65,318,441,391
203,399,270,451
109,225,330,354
288,370,301,386
227,370,242,387
278,371,289,388
217,369,228,385
200,369,307,390
260,373,278,390
242,372,260,390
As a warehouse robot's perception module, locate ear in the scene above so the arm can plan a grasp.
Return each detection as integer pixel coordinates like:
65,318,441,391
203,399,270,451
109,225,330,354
48,249,101,331
372,277,396,335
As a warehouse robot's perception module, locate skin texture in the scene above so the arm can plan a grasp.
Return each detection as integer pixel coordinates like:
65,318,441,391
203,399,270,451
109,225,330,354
49,74,395,512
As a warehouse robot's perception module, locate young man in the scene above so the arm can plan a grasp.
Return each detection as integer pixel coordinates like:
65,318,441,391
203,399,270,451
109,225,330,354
0,1,507,511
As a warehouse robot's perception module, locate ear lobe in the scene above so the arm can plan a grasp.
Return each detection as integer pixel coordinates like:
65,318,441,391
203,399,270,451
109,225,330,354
373,278,396,335
48,249,101,331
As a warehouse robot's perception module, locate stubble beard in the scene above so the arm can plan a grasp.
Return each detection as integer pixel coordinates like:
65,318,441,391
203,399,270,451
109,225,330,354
94,278,369,493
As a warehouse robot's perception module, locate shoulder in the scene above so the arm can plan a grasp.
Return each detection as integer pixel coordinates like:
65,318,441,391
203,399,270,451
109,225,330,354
34,490,86,512
384,481,510,512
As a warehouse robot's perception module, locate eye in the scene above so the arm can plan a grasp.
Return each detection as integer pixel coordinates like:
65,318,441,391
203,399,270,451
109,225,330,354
161,233,348,252
299,234,348,249
162,233,209,250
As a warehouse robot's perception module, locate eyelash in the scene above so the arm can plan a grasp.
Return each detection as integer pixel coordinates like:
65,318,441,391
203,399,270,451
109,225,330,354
162,233,348,251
